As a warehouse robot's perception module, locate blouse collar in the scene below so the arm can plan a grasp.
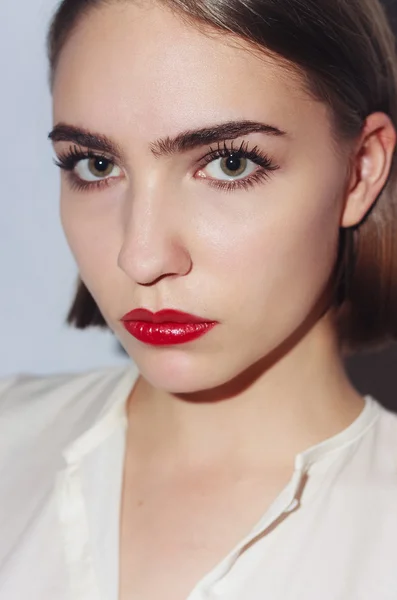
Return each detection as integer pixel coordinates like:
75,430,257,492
62,362,380,472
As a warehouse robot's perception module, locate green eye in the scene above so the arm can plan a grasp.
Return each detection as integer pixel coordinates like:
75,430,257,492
87,157,115,178
220,154,248,177
204,153,256,181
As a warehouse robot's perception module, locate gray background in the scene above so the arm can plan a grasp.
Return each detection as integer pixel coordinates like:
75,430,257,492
0,0,396,412
0,0,129,378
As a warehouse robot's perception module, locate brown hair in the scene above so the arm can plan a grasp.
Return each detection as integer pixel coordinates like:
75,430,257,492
47,0,397,356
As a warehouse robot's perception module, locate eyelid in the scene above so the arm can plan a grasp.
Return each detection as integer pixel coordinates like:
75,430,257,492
195,139,279,172
54,139,279,193
192,139,280,192
53,145,119,170
54,145,125,192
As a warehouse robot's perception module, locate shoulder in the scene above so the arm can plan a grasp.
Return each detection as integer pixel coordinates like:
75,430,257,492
0,364,137,572
0,363,132,416
370,400,397,470
0,364,136,462
347,397,397,500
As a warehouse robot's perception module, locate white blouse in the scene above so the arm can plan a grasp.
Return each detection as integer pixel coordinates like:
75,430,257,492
0,362,397,600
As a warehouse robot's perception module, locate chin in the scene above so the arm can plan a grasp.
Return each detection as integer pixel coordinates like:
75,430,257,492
128,346,237,396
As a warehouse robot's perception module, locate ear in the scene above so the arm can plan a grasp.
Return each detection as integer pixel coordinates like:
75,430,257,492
341,112,396,228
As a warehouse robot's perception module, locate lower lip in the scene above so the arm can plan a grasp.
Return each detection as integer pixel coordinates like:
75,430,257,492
121,320,217,345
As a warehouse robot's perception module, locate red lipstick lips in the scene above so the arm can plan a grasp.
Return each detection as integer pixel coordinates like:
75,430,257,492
120,309,217,346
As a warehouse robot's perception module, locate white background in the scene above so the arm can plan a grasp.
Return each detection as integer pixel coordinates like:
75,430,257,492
0,0,128,377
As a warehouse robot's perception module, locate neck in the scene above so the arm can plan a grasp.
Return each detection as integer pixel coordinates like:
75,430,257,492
126,311,364,471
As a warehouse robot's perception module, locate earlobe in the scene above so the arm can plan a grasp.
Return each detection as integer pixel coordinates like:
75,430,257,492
341,112,396,228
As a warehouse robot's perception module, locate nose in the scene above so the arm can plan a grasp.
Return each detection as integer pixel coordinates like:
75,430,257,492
117,190,192,286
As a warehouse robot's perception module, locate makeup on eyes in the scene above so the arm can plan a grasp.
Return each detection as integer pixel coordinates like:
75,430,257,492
53,138,280,193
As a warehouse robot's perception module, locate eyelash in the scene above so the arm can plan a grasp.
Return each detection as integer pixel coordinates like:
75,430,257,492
54,140,280,193
198,140,279,192
54,146,113,192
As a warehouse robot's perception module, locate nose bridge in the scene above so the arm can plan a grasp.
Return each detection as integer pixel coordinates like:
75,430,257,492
117,181,191,285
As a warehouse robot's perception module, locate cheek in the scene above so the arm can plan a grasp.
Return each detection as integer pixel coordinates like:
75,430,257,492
215,186,342,327
60,192,118,289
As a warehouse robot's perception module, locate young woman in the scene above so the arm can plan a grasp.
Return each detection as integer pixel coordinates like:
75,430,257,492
1,0,397,598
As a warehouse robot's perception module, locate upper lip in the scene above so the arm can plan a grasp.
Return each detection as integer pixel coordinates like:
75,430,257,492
121,308,212,324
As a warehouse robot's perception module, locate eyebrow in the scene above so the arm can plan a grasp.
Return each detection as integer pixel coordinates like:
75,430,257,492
48,120,287,160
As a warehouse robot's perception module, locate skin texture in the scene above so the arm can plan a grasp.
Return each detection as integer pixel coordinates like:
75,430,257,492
51,0,397,458
51,4,396,598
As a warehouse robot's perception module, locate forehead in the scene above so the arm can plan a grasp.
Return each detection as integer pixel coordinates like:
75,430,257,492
52,2,326,140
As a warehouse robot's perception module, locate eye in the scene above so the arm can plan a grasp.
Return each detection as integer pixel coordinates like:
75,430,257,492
54,147,124,191
75,156,122,182
195,141,279,192
201,153,257,181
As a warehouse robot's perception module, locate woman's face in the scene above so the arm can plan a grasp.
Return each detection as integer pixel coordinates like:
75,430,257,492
52,2,352,393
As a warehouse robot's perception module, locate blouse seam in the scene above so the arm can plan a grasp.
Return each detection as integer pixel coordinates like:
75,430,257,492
55,465,104,600
302,405,380,469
